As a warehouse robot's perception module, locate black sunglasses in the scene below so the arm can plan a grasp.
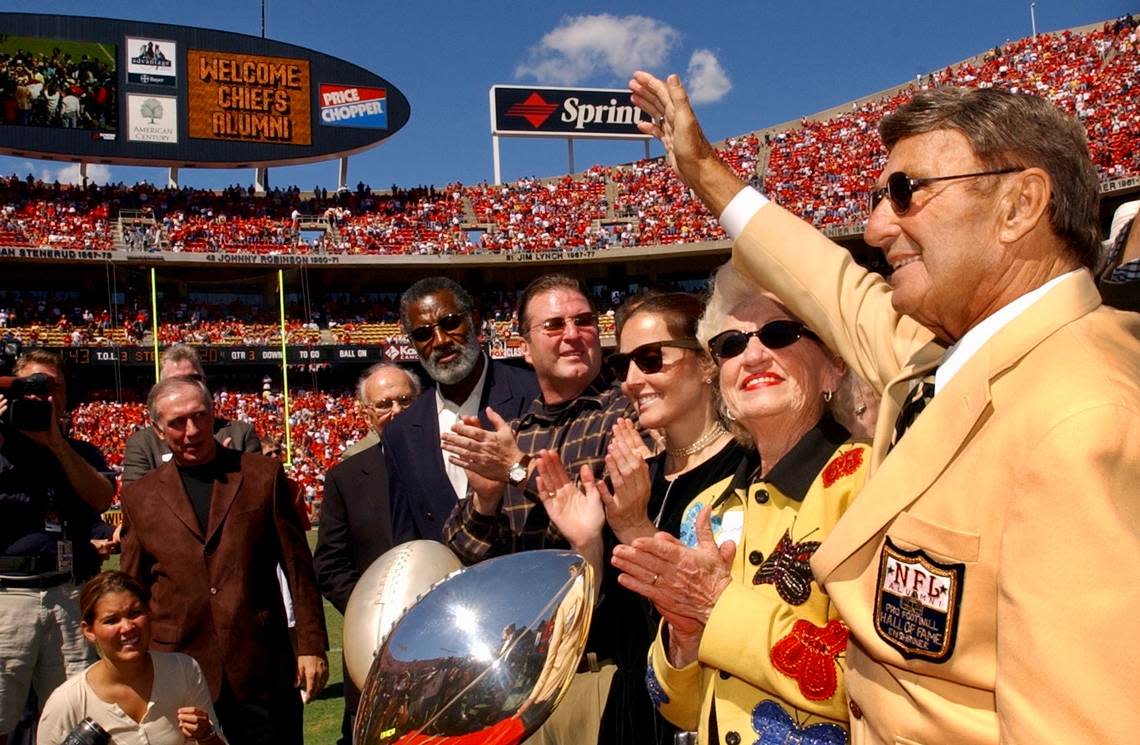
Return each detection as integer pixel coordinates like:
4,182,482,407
707,320,819,361
869,167,1024,215
607,339,702,381
530,312,599,336
409,313,465,343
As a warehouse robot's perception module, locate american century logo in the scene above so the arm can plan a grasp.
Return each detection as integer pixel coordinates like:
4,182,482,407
319,84,387,129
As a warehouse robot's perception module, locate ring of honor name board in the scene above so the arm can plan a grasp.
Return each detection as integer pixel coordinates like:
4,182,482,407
188,50,311,145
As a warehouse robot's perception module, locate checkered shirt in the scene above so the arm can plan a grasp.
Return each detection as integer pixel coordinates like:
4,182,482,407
1104,217,1140,282
443,378,636,564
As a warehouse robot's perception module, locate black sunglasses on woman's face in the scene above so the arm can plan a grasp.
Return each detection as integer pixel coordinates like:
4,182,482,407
607,339,702,381
707,320,819,362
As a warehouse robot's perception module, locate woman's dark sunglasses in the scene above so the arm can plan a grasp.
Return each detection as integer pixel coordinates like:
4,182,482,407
608,339,702,381
707,321,819,361
409,313,465,343
869,167,1023,215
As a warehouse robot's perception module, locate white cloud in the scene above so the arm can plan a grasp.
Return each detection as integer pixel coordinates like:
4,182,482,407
36,163,112,186
686,49,731,104
515,14,680,86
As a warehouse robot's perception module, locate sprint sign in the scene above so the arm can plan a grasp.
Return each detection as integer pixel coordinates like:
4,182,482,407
319,84,387,129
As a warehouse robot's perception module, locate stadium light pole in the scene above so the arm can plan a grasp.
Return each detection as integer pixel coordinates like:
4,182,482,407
1030,2,1037,37
261,0,267,38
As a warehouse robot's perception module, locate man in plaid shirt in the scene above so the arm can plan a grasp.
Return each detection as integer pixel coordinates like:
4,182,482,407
440,273,643,745
441,273,635,563
1097,199,1140,312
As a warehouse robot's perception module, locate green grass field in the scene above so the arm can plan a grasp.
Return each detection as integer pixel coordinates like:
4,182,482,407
305,530,346,745
106,530,346,744
0,35,116,68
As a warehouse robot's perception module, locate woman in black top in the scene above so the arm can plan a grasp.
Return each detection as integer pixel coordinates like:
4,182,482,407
600,292,756,543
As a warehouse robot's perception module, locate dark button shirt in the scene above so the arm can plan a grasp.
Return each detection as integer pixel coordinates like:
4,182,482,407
0,431,108,578
178,458,226,533
443,379,637,562
647,439,757,540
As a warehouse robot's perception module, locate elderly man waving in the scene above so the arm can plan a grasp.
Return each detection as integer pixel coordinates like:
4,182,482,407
625,72,1140,745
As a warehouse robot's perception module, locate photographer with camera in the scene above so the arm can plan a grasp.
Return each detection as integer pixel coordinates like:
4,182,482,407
0,347,114,745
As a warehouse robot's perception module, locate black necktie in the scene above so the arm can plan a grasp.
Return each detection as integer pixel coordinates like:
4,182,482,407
890,374,936,449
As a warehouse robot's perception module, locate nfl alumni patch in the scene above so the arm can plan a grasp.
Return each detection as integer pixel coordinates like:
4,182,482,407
874,537,964,662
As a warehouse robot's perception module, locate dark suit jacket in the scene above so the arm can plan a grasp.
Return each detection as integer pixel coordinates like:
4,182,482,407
386,358,539,542
120,448,328,701
313,443,392,614
120,417,262,485
312,442,392,727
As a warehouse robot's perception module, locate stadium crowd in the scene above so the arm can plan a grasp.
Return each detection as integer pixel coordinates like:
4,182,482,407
3,15,1140,745
0,284,631,348
0,44,116,131
0,22,1135,260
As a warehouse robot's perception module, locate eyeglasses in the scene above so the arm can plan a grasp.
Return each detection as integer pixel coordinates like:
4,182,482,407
409,313,466,343
529,312,599,336
707,320,819,361
607,339,702,381
369,394,416,411
869,168,1024,215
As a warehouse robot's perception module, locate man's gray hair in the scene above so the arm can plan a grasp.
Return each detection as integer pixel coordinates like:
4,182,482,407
879,87,1101,269
356,363,422,405
147,375,213,427
159,343,206,379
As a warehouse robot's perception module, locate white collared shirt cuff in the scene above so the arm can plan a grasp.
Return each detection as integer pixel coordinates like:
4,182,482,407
718,187,769,240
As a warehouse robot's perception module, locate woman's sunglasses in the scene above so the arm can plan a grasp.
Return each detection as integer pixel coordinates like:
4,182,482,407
409,313,465,343
607,339,701,381
869,167,1023,215
707,321,819,362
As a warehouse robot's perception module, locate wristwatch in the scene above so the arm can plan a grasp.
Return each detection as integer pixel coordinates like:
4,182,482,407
507,454,532,486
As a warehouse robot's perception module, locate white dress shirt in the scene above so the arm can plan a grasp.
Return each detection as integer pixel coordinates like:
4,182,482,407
437,355,489,499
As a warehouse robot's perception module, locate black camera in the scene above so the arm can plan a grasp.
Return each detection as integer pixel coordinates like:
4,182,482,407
0,338,54,432
60,717,111,745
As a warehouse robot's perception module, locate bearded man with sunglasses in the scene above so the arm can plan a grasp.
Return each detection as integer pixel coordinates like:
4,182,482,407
629,73,1140,745
384,276,538,543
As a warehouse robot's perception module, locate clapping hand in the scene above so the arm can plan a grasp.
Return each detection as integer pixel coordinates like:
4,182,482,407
441,407,523,482
601,418,656,543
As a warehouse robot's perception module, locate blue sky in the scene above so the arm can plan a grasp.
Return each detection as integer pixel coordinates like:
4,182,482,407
1,0,1134,190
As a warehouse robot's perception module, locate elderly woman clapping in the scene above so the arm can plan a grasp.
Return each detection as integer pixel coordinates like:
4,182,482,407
610,264,871,744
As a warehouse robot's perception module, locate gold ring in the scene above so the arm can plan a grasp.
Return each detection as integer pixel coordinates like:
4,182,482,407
652,573,660,585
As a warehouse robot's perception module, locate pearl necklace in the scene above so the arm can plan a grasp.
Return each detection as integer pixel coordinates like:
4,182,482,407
667,424,727,459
